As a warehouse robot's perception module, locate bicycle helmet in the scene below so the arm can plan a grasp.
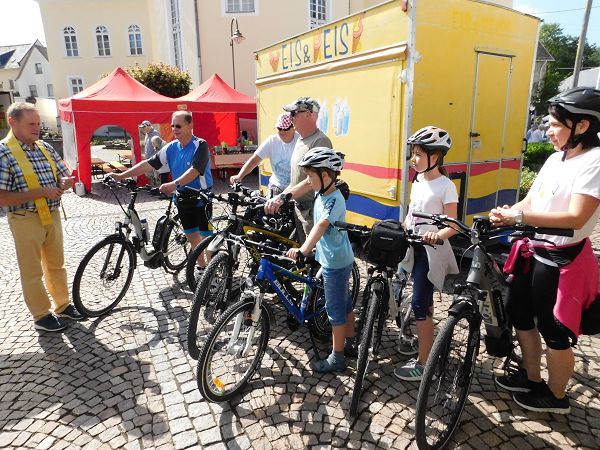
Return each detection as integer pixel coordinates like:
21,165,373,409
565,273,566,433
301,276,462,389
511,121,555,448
407,126,452,176
547,87,600,122
298,147,345,195
547,88,600,159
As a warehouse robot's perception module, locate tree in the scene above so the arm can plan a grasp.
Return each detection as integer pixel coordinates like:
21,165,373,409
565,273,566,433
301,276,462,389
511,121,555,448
112,63,192,98
533,23,600,113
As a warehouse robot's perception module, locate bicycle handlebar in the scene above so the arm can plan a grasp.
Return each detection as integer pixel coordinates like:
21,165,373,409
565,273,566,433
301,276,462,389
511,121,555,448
411,212,574,238
334,221,443,246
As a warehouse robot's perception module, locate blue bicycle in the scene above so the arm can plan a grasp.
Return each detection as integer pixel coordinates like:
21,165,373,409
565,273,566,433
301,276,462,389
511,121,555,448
196,237,331,402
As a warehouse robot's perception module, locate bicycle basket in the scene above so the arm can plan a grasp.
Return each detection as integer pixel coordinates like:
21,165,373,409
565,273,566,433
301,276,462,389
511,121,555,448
367,220,409,268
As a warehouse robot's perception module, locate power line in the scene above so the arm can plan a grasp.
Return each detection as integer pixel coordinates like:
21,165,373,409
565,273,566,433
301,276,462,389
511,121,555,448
535,5,599,15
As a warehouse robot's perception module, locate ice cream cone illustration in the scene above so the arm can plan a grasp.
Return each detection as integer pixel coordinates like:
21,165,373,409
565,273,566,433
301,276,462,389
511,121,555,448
268,51,280,72
313,33,322,62
352,14,364,54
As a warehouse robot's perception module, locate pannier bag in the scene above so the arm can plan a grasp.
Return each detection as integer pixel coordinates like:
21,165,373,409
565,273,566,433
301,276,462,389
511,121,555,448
367,220,409,268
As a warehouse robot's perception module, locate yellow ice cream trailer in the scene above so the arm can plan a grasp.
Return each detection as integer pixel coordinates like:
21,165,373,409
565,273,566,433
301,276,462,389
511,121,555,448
255,0,540,225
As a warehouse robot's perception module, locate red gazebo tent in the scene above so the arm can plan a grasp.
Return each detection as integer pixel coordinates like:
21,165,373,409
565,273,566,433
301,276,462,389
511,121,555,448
180,74,257,146
58,67,182,192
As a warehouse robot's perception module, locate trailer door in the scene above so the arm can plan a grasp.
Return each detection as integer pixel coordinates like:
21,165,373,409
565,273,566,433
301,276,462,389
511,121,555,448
466,52,512,219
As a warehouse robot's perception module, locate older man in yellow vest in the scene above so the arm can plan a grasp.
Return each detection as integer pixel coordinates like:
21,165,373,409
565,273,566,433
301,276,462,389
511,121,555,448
0,102,84,332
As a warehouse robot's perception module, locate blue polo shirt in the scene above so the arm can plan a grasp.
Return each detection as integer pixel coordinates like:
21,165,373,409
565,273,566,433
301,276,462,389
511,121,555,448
149,135,212,190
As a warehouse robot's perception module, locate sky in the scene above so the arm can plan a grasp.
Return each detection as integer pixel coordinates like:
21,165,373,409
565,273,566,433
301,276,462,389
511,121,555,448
0,0,598,48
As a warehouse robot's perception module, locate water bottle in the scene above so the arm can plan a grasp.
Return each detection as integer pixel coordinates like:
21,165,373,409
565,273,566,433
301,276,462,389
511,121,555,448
140,218,149,243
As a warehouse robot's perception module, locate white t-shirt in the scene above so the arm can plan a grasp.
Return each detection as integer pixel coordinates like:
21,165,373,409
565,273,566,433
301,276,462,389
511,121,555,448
255,132,299,190
530,147,600,245
403,174,459,291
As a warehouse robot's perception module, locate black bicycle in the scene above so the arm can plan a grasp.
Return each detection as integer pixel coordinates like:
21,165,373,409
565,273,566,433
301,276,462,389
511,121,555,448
335,220,434,418
412,213,573,450
72,178,200,317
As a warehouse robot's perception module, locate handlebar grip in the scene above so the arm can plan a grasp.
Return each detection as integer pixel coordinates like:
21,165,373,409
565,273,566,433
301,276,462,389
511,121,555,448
412,211,434,219
435,238,444,245
535,227,574,237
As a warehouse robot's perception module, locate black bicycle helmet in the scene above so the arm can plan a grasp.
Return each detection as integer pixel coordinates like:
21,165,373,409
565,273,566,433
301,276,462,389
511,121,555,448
547,88,600,159
547,87,600,122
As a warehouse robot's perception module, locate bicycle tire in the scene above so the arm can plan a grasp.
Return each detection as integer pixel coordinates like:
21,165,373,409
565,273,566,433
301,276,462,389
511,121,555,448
73,235,136,317
350,282,382,418
306,284,330,342
162,218,191,272
197,295,271,402
188,251,233,360
185,234,218,291
350,261,361,307
415,307,480,450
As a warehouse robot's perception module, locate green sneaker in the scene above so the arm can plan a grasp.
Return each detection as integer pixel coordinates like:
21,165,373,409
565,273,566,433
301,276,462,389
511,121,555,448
393,358,424,381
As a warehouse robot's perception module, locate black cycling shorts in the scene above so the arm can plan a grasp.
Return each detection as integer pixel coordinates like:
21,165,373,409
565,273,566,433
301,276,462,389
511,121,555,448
177,200,213,237
506,257,571,350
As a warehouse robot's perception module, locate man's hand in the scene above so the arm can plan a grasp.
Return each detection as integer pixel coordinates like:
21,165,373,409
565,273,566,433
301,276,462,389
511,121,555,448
59,176,74,190
159,181,177,195
230,174,242,185
265,195,284,215
43,187,64,201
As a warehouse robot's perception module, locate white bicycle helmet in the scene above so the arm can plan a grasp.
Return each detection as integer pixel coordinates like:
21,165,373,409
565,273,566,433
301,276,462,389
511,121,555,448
407,126,452,155
298,147,345,172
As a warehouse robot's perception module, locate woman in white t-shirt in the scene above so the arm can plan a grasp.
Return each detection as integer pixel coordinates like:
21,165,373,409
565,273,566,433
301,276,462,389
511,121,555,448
490,88,600,415
230,113,299,197
393,126,459,382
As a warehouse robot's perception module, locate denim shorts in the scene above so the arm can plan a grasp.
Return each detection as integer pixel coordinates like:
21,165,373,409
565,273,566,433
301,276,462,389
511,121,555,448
322,263,354,326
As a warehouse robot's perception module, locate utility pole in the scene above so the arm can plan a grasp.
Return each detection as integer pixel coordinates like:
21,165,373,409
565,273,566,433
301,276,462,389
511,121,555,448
572,0,593,88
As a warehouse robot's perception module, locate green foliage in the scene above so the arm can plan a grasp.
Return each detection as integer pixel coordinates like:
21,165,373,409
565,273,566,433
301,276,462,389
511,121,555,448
523,142,555,171
519,167,537,201
105,63,192,98
532,23,600,114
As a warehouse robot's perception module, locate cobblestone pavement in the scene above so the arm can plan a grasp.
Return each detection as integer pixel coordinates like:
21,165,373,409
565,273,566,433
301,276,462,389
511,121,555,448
1,179,599,449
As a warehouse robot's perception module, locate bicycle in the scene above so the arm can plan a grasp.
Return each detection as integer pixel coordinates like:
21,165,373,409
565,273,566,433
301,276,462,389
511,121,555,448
72,177,201,317
411,213,573,450
186,187,361,360
335,220,433,418
196,240,331,402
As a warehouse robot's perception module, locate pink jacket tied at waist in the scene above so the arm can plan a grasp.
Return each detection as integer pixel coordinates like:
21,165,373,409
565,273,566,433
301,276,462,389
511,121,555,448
504,238,598,337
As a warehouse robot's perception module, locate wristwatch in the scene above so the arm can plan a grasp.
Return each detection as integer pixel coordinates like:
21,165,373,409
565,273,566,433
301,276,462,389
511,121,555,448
174,179,181,188
514,210,524,225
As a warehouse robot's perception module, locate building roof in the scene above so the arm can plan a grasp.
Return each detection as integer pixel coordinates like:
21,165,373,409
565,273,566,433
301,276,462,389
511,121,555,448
536,42,554,62
0,40,48,71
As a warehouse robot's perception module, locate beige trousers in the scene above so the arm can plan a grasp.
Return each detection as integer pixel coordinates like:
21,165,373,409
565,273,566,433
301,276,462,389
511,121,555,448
8,209,70,320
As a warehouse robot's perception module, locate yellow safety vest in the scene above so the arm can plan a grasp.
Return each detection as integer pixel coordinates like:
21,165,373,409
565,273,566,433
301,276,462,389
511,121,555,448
3,131,58,225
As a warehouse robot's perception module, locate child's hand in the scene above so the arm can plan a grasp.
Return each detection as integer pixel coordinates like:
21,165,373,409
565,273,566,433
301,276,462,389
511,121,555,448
286,248,301,260
422,231,441,245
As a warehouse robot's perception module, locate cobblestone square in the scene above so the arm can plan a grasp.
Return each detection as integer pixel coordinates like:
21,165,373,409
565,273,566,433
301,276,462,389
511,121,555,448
1,181,599,449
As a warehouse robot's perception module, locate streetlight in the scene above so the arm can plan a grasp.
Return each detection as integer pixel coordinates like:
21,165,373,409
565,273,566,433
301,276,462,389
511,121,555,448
230,17,245,89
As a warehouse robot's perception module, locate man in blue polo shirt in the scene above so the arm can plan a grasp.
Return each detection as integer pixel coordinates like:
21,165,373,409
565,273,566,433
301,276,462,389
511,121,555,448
109,111,213,250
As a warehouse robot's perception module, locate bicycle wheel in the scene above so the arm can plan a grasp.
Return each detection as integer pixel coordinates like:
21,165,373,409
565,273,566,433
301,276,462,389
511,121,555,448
197,295,271,402
350,260,361,307
350,282,382,417
162,218,191,272
188,251,233,360
73,236,136,317
306,284,330,341
184,234,218,291
415,307,480,450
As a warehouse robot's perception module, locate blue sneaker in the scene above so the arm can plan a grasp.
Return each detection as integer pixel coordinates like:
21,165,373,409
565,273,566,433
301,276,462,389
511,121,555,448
34,314,68,332
56,304,85,321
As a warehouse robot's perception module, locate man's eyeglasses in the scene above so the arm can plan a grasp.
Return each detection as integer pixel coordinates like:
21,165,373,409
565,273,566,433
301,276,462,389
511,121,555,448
290,110,309,117
170,124,182,129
